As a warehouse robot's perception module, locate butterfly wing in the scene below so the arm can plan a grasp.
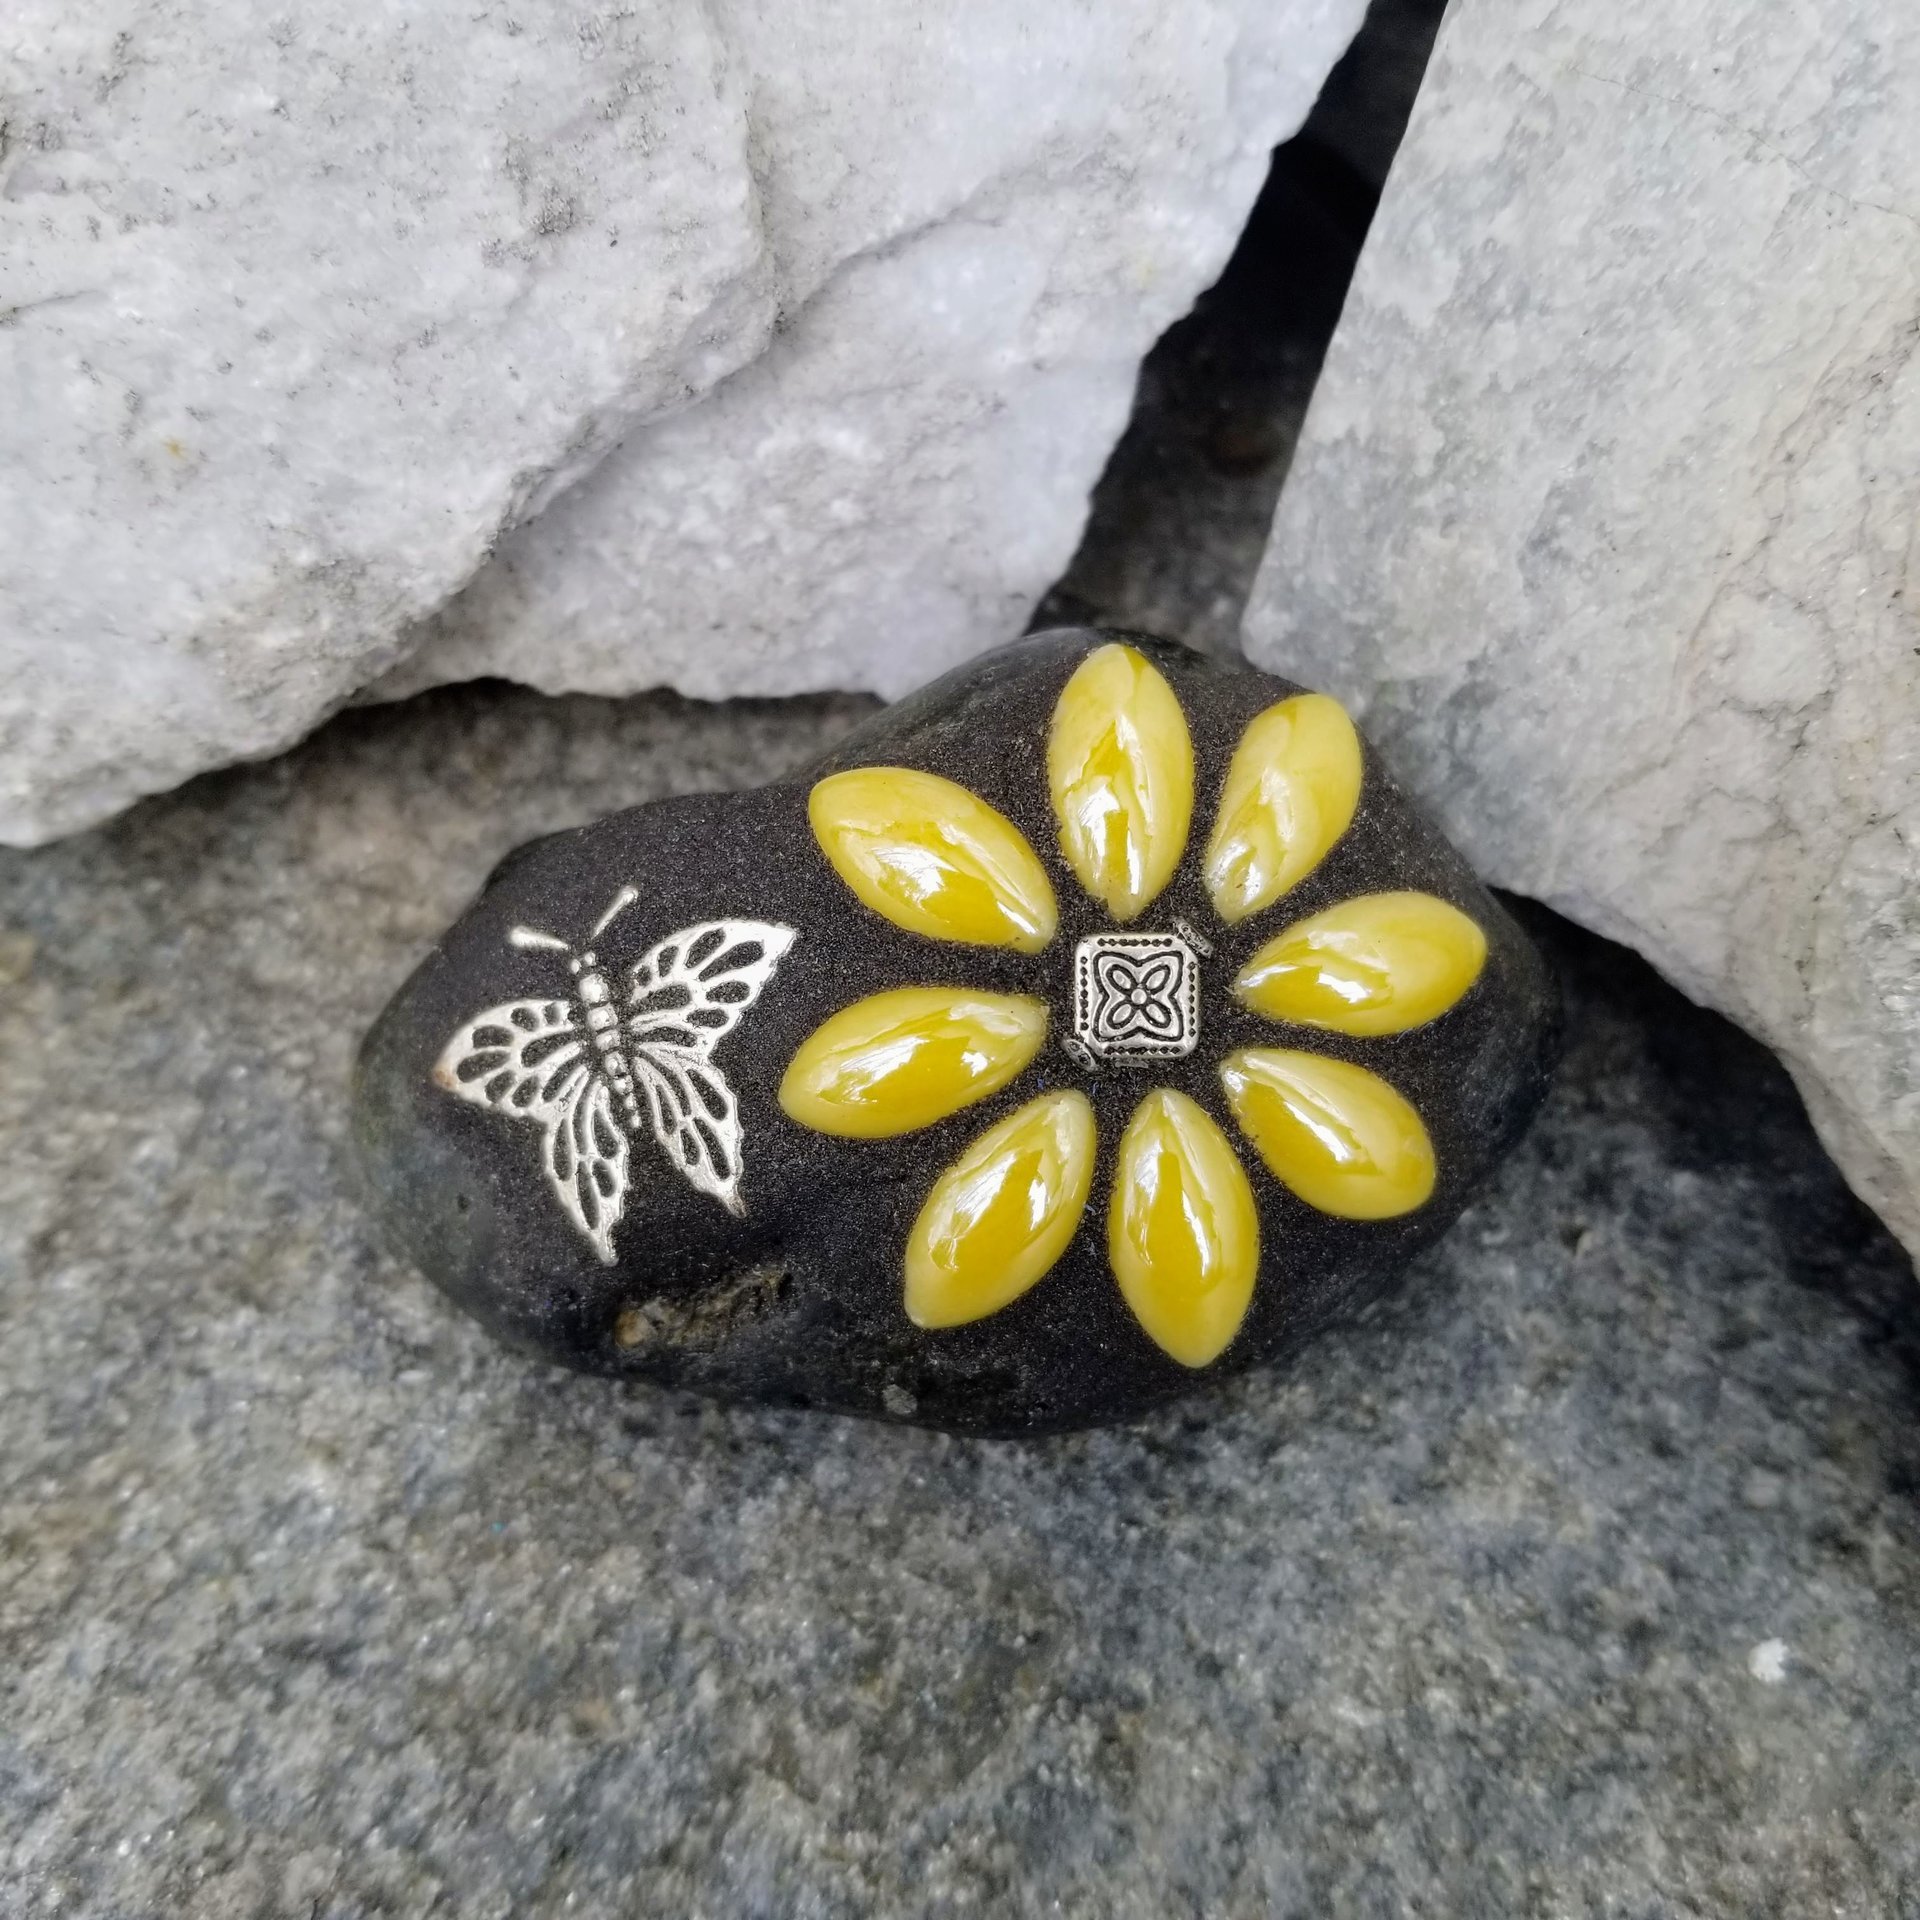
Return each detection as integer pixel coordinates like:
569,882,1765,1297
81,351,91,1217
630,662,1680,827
627,920,797,1056
631,1047,749,1217
626,919,796,1216
435,997,588,1119
542,1074,629,1265
433,997,628,1264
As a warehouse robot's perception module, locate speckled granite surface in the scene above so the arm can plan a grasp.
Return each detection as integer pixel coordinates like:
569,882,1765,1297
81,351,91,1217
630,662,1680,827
4,10,1916,1901
1,680,1915,1918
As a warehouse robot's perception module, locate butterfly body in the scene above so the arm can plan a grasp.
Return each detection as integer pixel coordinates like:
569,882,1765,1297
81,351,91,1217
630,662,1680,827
435,892,796,1263
568,950,644,1129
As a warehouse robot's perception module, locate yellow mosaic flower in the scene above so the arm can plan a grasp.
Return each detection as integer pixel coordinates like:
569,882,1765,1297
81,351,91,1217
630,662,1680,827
780,643,1487,1369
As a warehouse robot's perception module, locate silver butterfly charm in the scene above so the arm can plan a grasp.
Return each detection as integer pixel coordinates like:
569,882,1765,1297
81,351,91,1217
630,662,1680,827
433,886,796,1263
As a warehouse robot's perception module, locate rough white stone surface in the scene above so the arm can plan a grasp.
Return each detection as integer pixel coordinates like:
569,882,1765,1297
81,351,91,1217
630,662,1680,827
1245,0,1920,1258
0,0,771,842
386,1,1367,706
1,0,1365,842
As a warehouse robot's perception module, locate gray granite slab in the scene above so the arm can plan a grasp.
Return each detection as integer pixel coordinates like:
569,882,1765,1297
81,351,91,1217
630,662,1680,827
1,682,1914,1917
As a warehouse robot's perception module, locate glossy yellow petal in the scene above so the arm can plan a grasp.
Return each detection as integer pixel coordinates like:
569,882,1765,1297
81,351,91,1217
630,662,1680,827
1219,1048,1435,1220
1107,1090,1260,1368
904,1090,1096,1328
1203,693,1362,925
1046,642,1195,921
1233,891,1487,1036
779,988,1048,1138
808,768,1058,952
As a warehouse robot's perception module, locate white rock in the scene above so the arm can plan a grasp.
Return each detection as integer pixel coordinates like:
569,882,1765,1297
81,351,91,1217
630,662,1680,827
376,212,1101,704
1,0,771,843
1245,0,1920,1257
386,0,1366,706
2,0,1366,842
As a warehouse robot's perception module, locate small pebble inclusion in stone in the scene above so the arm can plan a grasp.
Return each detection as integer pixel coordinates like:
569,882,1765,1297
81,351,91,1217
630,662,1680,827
354,628,1560,1437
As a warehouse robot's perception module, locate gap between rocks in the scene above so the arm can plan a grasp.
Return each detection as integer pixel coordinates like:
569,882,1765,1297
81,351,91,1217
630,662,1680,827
1035,0,1448,656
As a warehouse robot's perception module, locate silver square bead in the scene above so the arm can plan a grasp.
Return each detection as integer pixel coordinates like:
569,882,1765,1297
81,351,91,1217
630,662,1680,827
1073,930,1200,1062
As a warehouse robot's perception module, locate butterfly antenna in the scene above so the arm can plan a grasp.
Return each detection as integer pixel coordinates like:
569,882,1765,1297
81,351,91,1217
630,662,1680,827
590,884,641,940
508,926,572,954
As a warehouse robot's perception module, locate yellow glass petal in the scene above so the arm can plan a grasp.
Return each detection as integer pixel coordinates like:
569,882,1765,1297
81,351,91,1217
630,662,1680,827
809,768,1058,952
1203,693,1363,925
1233,891,1487,1036
1046,642,1195,922
1107,1090,1260,1369
779,988,1048,1138
1219,1048,1435,1220
904,1090,1096,1329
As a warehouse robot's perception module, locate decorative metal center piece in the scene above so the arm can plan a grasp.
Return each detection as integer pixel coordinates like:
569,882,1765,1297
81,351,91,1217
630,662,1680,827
1073,930,1200,1062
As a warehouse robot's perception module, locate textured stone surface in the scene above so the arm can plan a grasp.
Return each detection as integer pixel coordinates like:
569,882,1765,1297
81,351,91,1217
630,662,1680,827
1,0,1365,845
0,0,768,842
356,634,1555,1433
380,0,1366,710
2,683,1916,1915
1245,0,1920,1262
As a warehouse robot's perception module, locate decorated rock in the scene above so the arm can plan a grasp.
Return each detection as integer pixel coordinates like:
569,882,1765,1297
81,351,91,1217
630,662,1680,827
354,631,1558,1435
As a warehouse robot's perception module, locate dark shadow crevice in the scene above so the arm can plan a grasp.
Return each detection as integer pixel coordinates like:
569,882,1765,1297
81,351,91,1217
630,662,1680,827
1035,0,1451,655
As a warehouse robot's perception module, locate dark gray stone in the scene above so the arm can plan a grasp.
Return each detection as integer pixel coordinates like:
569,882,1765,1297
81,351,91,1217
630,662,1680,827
354,631,1558,1436
0,681,1916,1916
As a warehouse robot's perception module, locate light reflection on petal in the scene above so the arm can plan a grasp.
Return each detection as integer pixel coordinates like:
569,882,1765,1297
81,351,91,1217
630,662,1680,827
1047,644,1195,921
780,988,1048,1139
1219,1048,1435,1219
810,768,1058,951
1204,694,1362,924
1233,892,1486,1035
904,1091,1097,1328
1107,1089,1260,1368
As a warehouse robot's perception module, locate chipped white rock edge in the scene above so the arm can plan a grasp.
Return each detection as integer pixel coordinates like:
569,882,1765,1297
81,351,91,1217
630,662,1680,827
1,0,1366,844
1245,0,1920,1259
